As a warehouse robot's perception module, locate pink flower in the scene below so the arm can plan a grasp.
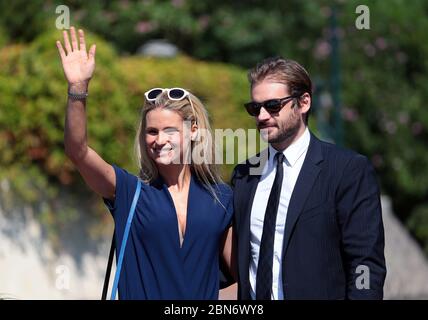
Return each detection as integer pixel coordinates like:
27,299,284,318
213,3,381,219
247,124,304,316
135,21,154,34
314,40,331,60
363,43,376,57
342,107,359,122
198,15,210,29
375,37,388,50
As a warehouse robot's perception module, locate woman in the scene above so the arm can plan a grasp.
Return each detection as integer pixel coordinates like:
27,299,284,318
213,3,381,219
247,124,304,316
56,27,235,299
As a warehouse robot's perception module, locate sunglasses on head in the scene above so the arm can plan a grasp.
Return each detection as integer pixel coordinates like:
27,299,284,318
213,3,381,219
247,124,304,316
144,87,197,123
244,95,300,116
144,87,191,102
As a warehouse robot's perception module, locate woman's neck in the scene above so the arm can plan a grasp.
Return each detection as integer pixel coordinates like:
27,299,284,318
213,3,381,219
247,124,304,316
158,164,191,191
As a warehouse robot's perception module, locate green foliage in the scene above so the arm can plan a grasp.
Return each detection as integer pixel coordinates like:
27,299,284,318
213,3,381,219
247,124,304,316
1,0,327,67
1,0,428,253
0,28,254,243
0,24,8,48
0,0,50,43
337,1,428,252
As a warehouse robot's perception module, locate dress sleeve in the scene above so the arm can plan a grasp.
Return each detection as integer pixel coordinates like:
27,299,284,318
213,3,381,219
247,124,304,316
103,164,139,222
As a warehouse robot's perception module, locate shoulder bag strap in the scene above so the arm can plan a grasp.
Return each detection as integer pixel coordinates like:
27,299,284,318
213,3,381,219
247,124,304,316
101,179,142,300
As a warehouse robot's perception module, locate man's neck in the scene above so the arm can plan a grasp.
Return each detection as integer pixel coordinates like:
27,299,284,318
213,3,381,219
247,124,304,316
271,124,307,152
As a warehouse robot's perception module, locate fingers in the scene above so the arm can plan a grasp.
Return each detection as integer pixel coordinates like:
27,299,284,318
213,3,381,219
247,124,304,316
63,29,72,54
88,44,96,61
59,27,94,58
78,29,87,53
56,40,66,60
70,26,79,51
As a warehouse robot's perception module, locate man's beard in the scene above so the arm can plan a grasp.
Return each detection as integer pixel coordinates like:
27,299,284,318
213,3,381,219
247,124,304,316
261,113,301,145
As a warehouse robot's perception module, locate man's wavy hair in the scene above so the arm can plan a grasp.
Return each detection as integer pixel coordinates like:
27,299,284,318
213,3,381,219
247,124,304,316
248,56,313,124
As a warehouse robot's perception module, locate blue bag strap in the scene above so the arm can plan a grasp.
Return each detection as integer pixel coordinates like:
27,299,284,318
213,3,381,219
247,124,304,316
110,179,142,300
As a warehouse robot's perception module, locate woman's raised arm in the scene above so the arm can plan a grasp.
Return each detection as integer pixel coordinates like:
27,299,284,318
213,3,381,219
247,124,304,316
57,26,115,200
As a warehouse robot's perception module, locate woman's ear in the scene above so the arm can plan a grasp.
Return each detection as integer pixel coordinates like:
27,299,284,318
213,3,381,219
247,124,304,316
191,123,199,141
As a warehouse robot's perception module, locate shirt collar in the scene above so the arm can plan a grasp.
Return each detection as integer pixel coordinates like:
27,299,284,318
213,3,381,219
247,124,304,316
268,127,310,168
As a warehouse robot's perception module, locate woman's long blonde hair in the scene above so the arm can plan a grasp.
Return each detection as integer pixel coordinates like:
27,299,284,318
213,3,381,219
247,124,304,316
134,90,224,203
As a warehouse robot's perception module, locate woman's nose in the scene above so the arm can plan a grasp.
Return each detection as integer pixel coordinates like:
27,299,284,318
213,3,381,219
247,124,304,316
155,131,169,145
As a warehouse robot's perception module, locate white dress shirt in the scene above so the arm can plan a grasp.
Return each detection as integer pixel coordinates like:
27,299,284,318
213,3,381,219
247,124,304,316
249,128,310,300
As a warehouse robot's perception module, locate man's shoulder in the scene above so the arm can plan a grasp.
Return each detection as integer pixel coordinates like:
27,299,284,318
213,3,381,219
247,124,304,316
314,135,371,171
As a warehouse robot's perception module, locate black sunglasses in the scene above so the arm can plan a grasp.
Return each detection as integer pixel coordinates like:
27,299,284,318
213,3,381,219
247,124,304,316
244,95,300,116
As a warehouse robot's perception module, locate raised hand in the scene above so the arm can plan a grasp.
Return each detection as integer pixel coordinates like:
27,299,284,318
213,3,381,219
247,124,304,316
56,26,96,85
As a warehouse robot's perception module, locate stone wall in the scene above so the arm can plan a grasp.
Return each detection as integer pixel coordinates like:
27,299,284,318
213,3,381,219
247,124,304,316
0,201,113,299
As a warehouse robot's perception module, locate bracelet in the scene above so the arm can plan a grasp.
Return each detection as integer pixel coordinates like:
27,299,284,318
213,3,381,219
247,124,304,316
68,91,89,100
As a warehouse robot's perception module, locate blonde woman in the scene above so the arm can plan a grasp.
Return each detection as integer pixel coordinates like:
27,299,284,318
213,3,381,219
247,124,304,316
57,27,234,299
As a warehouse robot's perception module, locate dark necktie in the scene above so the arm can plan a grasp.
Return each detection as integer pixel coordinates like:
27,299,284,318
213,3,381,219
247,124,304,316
256,151,285,300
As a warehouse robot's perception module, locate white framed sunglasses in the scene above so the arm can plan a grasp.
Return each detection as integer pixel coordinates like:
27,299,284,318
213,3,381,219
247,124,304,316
144,87,197,123
144,87,191,102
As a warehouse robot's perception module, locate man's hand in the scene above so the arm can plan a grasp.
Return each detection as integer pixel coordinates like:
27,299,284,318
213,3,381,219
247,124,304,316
56,26,96,86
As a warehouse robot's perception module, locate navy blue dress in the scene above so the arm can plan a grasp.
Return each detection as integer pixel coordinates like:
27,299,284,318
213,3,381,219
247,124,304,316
104,165,233,300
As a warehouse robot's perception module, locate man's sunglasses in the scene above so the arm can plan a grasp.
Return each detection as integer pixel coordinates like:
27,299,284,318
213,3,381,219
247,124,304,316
244,95,300,116
144,87,197,122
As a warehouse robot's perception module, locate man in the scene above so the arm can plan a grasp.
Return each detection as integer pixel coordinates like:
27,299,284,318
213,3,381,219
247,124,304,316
231,56,386,300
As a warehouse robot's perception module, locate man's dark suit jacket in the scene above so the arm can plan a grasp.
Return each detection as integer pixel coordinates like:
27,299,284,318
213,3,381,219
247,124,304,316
231,132,386,299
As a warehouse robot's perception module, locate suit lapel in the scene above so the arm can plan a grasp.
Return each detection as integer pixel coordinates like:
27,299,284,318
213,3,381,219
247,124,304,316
281,133,323,258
